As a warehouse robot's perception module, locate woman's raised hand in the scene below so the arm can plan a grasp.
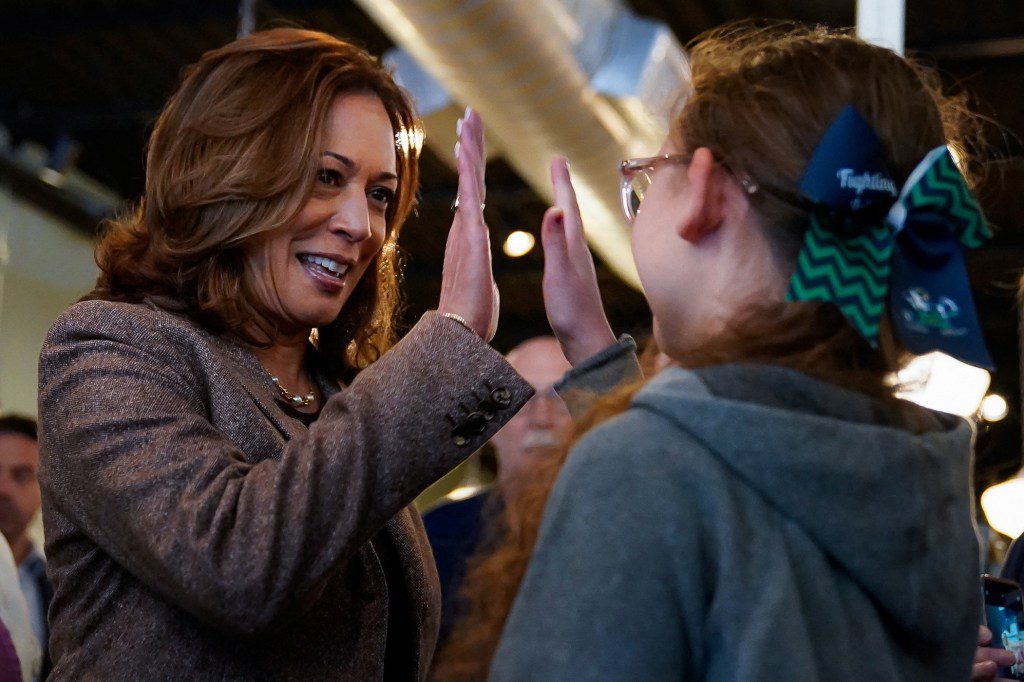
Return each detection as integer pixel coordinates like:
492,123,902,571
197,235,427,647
541,157,616,366
437,108,499,342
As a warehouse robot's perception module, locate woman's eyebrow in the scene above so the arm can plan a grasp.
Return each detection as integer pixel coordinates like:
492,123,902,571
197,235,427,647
322,151,354,168
322,151,397,182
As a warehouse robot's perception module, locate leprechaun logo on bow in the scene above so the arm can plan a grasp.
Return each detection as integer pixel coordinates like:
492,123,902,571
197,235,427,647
784,105,994,369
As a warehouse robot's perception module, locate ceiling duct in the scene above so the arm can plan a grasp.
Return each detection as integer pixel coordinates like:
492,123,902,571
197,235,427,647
2,139,119,227
359,0,690,288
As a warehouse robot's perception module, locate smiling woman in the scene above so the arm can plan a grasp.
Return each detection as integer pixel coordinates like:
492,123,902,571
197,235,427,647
35,28,531,680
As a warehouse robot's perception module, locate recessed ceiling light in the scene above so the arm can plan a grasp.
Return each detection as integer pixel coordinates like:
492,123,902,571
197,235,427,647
503,230,536,258
980,394,1010,422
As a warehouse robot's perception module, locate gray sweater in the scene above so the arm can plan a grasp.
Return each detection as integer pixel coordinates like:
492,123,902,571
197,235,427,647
491,362,979,681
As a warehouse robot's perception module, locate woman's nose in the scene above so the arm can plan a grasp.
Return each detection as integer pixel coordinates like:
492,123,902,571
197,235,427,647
328,192,372,242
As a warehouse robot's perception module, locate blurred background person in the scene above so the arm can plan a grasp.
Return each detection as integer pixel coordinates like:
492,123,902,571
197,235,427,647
489,338,573,498
972,623,1018,680
423,336,572,641
969,268,1024,681
0,533,41,682
0,416,49,679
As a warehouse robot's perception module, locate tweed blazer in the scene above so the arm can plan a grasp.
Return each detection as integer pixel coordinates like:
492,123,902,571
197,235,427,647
36,300,532,680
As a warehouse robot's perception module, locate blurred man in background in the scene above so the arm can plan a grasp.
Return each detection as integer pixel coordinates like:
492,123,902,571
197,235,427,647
423,336,572,639
0,416,51,678
489,337,573,498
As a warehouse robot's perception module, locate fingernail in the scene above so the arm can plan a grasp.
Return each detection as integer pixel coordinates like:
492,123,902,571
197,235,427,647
464,105,472,120
456,118,463,136
454,141,461,158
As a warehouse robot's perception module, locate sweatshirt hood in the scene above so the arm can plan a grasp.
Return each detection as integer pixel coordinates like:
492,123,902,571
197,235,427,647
632,363,977,642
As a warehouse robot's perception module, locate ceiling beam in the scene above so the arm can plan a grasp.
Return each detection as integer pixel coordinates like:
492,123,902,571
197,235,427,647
0,156,108,235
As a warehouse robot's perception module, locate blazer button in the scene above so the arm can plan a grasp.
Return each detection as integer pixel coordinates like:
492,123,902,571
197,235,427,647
477,402,496,420
464,411,488,435
490,387,512,407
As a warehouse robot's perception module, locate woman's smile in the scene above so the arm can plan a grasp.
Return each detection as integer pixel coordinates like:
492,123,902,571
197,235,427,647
296,251,354,294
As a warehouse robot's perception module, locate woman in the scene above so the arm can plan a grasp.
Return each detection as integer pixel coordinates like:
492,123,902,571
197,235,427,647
448,24,988,680
36,29,532,679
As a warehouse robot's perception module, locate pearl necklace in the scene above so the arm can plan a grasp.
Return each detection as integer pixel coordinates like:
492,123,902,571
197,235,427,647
269,375,317,407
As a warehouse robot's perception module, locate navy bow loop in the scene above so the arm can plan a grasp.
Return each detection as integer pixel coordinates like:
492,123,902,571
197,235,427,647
786,106,994,368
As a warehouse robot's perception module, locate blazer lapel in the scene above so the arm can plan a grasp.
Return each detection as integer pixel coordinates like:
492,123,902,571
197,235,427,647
141,298,302,441
213,339,305,442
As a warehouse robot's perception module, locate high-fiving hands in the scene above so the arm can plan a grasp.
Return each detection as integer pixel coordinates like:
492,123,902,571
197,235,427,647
438,115,616,361
438,107,499,342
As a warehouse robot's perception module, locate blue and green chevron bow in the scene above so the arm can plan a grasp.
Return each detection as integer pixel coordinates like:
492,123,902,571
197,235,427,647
785,106,994,368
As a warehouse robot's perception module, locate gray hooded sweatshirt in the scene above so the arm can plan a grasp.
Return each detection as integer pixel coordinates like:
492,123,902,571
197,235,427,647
491,362,979,681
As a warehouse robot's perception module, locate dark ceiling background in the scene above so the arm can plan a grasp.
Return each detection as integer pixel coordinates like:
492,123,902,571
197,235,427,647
1,0,1023,485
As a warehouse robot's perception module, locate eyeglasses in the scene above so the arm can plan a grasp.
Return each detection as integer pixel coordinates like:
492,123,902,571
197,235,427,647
618,154,690,224
618,153,773,224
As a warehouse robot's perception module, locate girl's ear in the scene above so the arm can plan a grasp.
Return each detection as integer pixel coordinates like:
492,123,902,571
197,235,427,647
676,147,726,244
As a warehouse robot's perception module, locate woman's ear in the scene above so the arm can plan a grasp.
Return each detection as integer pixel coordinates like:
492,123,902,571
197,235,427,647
677,147,725,243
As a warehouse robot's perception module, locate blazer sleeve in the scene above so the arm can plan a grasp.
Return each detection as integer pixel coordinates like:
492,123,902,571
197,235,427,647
37,303,532,636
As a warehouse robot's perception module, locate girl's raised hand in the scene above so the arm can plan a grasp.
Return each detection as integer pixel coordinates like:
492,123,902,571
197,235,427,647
540,157,616,365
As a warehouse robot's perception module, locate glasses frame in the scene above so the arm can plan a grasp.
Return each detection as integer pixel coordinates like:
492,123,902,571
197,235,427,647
618,153,799,224
618,154,690,224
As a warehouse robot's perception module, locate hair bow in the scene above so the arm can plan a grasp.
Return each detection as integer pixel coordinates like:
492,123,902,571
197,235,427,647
785,105,994,368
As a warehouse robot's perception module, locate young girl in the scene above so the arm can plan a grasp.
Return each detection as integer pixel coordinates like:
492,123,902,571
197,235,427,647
444,23,990,681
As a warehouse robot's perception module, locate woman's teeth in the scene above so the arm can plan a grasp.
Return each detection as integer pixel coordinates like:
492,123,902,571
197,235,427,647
299,254,348,279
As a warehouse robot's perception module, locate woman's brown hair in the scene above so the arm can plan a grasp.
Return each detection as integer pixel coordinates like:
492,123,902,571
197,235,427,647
87,28,422,376
432,22,981,679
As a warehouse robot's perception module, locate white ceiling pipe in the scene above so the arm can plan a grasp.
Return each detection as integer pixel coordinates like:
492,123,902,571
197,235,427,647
355,0,649,287
857,0,905,56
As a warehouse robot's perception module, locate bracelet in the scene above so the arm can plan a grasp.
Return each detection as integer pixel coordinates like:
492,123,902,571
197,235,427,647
441,312,473,332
